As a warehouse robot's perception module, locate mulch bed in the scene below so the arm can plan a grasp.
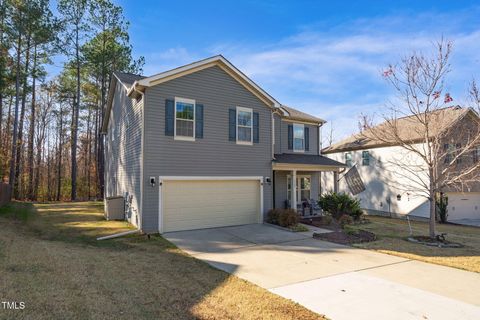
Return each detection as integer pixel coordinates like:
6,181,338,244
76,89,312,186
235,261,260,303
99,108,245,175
407,236,464,248
313,229,376,245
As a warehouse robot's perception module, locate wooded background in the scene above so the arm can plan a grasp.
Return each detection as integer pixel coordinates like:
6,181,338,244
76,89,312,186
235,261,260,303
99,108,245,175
0,0,144,201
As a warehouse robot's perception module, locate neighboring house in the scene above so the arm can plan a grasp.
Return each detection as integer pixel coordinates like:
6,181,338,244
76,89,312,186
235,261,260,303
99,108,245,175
322,106,480,222
102,55,345,233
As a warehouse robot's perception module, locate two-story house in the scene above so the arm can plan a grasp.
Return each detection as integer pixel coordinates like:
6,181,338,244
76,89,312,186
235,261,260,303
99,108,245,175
102,55,345,233
322,106,480,224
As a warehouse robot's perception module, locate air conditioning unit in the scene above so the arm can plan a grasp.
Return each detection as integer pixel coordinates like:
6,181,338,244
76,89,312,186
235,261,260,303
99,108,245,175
104,196,125,220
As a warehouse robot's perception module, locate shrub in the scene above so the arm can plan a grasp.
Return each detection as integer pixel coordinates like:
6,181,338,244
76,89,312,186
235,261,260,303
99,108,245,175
322,215,333,225
436,193,448,223
318,192,363,220
278,208,299,227
338,214,353,228
266,208,281,225
267,208,299,228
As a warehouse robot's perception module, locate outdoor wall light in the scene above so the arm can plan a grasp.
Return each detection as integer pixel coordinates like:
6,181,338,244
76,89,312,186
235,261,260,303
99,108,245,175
149,177,156,187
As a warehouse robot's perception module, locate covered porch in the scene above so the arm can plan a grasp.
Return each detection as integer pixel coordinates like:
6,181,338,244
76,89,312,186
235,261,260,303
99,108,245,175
272,154,346,216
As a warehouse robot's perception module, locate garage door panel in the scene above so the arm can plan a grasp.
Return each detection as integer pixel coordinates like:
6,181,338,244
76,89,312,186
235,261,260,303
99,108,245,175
447,192,480,220
163,179,260,232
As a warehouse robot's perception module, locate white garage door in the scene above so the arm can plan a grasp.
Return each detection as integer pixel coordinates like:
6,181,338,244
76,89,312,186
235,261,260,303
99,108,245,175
447,192,480,220
162,179,261,232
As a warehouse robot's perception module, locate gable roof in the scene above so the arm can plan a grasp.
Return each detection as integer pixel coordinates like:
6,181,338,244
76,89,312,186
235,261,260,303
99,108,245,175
114,71,146,88
127,55,281,108
323,106,476,154
280,105,325,124
103,56,326,133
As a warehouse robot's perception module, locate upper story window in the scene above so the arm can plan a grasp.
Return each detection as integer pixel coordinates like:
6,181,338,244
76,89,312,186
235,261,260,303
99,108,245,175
175,97,195,141
293,123,304,152
236,106,253,145
345,152,352,167
362,150,370,166
473,145,480,163
444,143,455,164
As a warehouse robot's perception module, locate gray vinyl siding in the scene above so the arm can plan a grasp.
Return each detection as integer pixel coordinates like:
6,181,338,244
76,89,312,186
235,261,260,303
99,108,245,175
274,170,320,209
279,120,319,155
105,80,143,227
142,66,273,233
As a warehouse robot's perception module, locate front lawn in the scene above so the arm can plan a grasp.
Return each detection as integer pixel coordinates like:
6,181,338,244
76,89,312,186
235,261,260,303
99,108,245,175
0,202,324,320
349,216,480,273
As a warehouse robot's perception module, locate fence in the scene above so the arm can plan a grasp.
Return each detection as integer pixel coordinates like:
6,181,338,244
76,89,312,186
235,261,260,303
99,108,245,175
0,183,12,207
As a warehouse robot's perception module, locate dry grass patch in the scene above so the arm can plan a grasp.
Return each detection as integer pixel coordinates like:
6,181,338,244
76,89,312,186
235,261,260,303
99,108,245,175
0,202,325,320
350,216,480,273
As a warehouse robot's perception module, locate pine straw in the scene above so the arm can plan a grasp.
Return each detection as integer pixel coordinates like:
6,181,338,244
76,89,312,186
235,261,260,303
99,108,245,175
0,202,325,320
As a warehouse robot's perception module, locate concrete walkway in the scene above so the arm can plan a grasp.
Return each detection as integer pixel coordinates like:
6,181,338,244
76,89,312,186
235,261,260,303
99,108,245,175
164,224,480,320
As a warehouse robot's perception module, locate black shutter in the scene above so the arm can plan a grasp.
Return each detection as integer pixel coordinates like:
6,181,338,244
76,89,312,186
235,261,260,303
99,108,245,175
304,127,309,151
195,104,204,138
253,112,259,143
288,124,293,150
229,109,236,141
165,99,174,136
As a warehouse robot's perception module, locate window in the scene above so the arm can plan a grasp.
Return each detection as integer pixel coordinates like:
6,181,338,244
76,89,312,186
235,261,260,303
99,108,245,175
362,151,370,166
236,107,252,144
473,146,480,163
293,123,304,152
444,143,455,164
345,152,352,167
175,97,195,140
287,175,311,203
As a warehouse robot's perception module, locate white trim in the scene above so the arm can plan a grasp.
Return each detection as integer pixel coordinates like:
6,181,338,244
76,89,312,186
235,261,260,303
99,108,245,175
287,174,311,205
174,97,196,141
293,123,305,153
159,176,263,181
158,176,263,234
236,106,253,145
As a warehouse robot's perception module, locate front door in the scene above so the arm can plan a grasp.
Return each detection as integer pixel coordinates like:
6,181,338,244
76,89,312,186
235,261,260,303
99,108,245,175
287,175,311,205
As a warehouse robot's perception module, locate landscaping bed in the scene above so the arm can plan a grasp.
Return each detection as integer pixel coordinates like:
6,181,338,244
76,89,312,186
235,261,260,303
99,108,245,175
313,229,376,245
407,235,463,248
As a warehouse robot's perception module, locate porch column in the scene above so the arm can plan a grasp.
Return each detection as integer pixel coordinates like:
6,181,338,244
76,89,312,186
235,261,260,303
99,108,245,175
333,171,339,193
291,170,297,210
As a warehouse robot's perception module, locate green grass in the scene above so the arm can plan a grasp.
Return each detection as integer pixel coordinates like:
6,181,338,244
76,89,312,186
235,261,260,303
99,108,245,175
0,201,325,320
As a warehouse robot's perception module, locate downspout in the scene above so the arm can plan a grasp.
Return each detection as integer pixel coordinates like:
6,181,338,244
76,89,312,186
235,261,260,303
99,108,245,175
133,85,145,233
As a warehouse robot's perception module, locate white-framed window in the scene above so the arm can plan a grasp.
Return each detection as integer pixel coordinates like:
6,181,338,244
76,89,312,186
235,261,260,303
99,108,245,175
174,97,195,141
345,152,352,167
293,123,304,152
287,175,311,202
236,106,253,145
362,150,370,166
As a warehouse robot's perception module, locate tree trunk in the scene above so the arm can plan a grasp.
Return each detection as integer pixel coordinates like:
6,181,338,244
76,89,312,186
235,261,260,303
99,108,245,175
71,25,80,201
56,109,63,202
27,44,37,199
14,34,31,199
86,105,92,199
429,168,436,238
4,94,12,177
9,33,22,195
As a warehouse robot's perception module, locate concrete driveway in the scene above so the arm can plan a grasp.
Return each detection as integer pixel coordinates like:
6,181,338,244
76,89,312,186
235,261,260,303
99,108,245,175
164,224,480,320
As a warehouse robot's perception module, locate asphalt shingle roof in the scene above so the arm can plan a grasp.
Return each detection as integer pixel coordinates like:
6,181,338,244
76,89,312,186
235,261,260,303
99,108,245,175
323,106,471,154
274,153,346,167
113,71,146,88
281,105,325,124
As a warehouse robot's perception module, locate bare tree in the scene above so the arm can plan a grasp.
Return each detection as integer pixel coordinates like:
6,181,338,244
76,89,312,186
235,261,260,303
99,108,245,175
360,39,480,238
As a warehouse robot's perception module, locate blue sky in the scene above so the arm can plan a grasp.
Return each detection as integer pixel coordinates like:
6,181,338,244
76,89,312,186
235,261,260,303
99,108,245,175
116,1,480,142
